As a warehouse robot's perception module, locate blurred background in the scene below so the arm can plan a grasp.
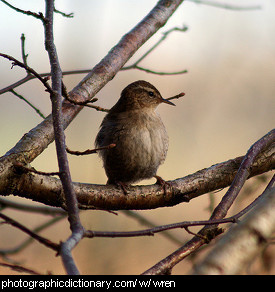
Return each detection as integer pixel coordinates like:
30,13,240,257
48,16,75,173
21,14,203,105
0,0,274,274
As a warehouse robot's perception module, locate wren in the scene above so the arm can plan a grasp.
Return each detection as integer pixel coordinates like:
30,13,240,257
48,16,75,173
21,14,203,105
95,80,178,192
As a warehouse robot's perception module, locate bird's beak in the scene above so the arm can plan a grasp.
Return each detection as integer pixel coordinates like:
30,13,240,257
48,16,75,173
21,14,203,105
161,98,176,106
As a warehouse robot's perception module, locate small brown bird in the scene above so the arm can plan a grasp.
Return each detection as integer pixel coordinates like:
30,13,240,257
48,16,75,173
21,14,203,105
95,80,180,191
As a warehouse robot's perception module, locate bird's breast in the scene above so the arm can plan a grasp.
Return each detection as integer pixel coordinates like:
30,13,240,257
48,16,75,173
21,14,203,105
122,111,169,167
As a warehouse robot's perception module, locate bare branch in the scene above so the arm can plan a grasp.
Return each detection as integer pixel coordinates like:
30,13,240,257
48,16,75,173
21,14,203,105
84,104,109,112
0,69,89,95
0,215,65,256
0,0,45,21
14,162,61,177
0,53,53,94
20,33,29,68
122,25,188,75
128,65,188,75
122,210,183,245
0,197,65,215
0,212,59,252
70,0,185,104
0,262,42,275
193,175,275,275
188,0,261,10
84,217,232,239
53,8,74,18
44,0,84,275
9,89,46,119
66,144,116,156
166,92,185,101
2,140,273,211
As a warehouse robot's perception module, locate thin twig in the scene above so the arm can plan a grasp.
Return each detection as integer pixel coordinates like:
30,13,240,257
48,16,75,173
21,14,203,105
14,162,62,177
166,92,185,101
54,8,74,18
188,0,261,10
0,215,66,256
0,212,59,252
61,81,108,111
83,104,109,112
0,69,90,95
20,33,29,68
0,262,42,275
84,218,228,239
122,25,188,75
66,144,116,156
0,197,65,216
130,66,188,75
9,89,46,119
0,0,46,22
0,53,53,94
122,210,183,245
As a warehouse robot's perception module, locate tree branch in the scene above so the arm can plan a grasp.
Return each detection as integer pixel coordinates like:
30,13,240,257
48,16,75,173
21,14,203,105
0,0,45,22
0,262,42,275
44,0,84,275
9,89,46,119
122,25,188,75
66,144,116,156
0,53,52,94
0,212,59,252
1,137,273,211
20,34,29,68
0,69,88,95
188,0,261,10
193,175,275,274
0,197,65,215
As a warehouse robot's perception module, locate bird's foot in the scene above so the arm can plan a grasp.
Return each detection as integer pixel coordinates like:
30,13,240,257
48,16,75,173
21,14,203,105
154,175,172,195
107,179,129,195
115,181,129,195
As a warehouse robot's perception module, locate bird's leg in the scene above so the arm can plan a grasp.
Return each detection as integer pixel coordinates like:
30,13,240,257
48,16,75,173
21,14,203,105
154,175,172,195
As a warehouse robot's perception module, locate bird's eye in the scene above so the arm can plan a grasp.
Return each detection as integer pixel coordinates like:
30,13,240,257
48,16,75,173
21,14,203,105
148,91,154,97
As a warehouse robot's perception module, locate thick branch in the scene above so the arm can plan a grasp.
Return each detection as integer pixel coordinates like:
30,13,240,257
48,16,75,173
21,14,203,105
1,143,273,210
